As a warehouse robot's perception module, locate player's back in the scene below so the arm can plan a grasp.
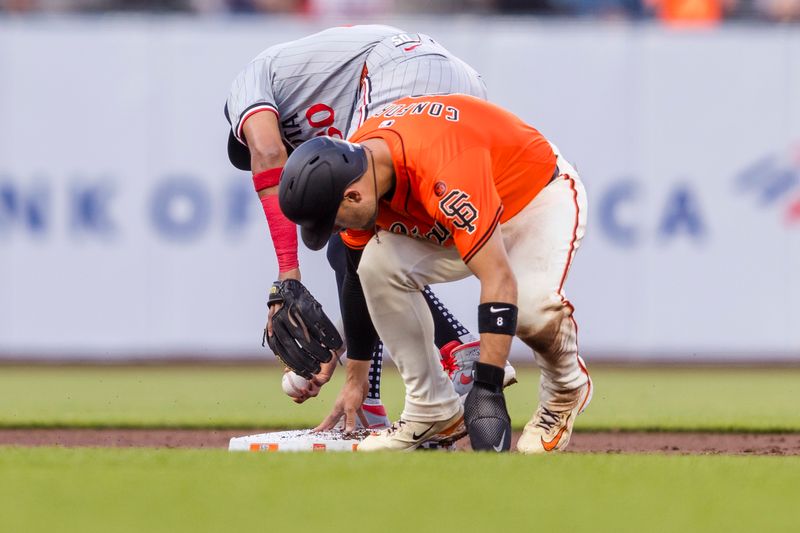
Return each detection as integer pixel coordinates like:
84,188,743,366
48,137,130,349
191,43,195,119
263,25,401,80
355,94,557,221
227,25,402,147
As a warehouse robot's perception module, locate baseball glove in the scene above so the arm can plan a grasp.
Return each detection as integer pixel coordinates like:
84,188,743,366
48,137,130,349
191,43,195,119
263,279,342,380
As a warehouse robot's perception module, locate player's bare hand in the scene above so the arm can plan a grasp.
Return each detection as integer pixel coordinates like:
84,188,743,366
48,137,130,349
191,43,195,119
311,351,340,386
290,390,319,404
282,368,320,404
289,350,340,404
313,384,367,431
314,362,370,432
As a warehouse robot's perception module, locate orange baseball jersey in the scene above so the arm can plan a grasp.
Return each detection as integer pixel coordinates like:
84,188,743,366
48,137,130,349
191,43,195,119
342,94,557,262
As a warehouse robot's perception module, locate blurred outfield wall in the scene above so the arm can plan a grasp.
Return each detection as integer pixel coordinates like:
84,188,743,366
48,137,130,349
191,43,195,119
0,17,798,361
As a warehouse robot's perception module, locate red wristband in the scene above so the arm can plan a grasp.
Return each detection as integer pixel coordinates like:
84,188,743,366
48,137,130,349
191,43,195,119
260,193,299,273
253,167,283,192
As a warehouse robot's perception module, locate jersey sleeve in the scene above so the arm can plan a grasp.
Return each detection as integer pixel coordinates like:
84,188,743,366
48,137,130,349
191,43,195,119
226,55,280,145
340,228,375,250
423,146,503,263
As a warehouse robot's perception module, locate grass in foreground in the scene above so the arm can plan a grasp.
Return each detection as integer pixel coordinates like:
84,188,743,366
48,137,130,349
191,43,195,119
0,365,799,431
1,448,798,533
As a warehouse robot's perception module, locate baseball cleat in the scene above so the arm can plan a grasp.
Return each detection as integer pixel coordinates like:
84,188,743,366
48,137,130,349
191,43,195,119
361,401,391,429
357,407,465,452
334,401,391,430
440,341,518,400
516,359,593,454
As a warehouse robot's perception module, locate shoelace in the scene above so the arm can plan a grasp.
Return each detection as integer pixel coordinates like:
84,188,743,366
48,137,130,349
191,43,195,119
386,420,407,435
440,352,459,378
535,406,561,432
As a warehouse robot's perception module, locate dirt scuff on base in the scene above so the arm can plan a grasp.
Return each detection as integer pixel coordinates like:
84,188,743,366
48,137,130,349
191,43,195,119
1,429,800,455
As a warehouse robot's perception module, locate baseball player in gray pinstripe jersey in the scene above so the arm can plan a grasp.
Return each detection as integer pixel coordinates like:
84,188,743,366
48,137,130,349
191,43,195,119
224,25,515,431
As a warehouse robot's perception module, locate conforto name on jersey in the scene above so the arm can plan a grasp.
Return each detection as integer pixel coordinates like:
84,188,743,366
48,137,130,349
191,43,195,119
372,101,460,122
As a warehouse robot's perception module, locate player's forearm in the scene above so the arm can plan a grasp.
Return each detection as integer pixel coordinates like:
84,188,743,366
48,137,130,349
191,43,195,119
259,193,300,276
477,271,517,368
251,146,288,198
344,359,371,386
247,139,296,276
478,269,518,307
250,144,288,175
466,229,518,368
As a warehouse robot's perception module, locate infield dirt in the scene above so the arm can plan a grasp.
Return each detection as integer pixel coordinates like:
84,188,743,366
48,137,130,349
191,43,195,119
2,429,799,455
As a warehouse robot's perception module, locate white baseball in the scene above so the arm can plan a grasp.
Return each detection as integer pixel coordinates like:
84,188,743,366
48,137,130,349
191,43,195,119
281,371,320,398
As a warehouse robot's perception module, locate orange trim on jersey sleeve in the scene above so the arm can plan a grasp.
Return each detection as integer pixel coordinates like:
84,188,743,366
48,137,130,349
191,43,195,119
340,228,374,250
463,205,504,264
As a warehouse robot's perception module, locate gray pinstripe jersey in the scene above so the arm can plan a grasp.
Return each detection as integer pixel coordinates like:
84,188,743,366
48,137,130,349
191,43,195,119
226,25,487,151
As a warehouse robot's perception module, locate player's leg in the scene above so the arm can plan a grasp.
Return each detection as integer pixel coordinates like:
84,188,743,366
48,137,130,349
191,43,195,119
331,228,473,348
328,233,487,412
329,233,467,351
351,339,389,429
355,232,472,451
421,287,479,398
326,234,389,428
501,150,591,454
424,284,517,399
422,286,473,348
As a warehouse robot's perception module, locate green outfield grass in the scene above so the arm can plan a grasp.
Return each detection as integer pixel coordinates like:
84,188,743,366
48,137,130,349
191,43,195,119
1,365,799,431
1,448,798,533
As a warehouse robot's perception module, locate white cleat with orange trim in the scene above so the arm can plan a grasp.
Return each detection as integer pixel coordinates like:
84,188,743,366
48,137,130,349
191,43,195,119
516,358,593,454
357,407,465,452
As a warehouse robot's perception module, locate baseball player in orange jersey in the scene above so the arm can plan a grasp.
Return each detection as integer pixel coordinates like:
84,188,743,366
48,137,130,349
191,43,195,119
278,94,592,453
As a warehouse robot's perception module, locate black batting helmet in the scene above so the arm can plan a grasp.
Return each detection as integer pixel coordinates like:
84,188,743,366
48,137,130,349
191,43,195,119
278,137,368,251
224,102,252,171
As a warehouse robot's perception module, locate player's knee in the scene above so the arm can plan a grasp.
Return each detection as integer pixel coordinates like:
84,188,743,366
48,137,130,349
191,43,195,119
357,241,393,287
515,292,571,353
358,237,420,291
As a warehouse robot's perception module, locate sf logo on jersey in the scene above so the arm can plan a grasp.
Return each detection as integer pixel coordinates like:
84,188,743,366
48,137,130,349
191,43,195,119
439,189,479,234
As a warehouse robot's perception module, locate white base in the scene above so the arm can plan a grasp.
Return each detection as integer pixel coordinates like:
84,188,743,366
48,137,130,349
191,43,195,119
228,429,371,452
